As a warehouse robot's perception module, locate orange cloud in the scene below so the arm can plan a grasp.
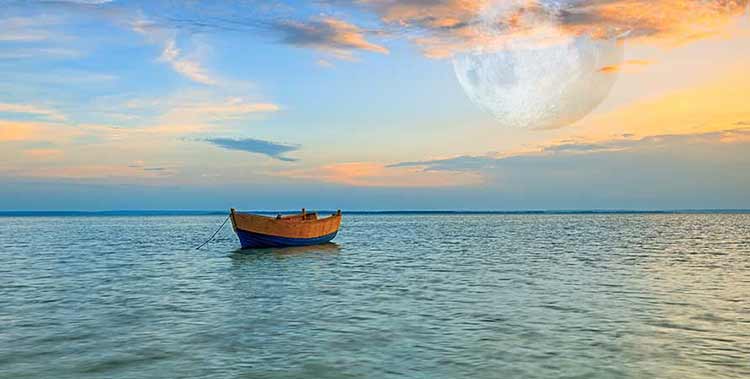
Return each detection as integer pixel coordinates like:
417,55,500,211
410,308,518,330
0,120,37,141
363,0,749,58
563,0,749,44
0,119,89,143
366,0,482,29
0,119,129,146
0,103,66,121
278,162,483,187
277,17,388,60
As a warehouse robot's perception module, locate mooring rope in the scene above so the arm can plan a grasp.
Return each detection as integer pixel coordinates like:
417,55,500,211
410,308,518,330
195,214,230,250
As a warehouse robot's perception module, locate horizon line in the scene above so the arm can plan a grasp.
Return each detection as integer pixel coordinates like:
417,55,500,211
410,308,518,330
1,209,749,217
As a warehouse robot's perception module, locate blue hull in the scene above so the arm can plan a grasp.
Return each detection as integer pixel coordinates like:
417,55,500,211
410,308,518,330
235,229,338,249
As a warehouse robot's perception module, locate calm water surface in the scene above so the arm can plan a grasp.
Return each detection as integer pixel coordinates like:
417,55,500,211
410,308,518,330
1,214,749,378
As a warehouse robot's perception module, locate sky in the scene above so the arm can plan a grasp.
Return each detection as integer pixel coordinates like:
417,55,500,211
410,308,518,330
1,0,749,211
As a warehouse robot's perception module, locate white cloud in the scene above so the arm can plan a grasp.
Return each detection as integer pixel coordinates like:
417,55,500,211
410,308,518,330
131,18,218,85
0,16,55,42
158,39,217,85
0,103,67,122
0,47,83,60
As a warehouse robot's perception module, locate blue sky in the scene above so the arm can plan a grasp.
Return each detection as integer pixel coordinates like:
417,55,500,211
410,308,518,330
1,0,749,210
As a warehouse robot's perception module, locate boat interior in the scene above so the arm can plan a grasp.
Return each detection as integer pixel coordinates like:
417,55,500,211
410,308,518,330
277,212,318,221
271,208,341,222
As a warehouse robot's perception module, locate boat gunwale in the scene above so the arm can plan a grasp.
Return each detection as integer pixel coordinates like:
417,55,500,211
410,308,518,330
233,211,339,225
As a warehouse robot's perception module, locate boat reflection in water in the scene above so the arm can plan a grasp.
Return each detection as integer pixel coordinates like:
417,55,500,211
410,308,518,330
229,208,342,249
230,242,342,260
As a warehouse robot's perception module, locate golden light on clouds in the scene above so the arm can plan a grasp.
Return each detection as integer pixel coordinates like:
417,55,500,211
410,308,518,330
565,0,749,44
0,103,66,122
0,121,36,142
277,17,389,60
278,162,483,187
369,0,749,58
578,64,750,139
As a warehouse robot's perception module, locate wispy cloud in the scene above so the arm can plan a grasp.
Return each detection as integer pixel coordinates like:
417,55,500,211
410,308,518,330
275,17,388,60
131,18,218,85
168,97,279,120
118,92,280,132
0,119,81,142
277,162,483,187
0,47,83,60
388,155,500,172
0,15,85,60
158,39,217,85
0,103,67,122
0,16,58,42
204,137,300,161
1,164,172,180
391,128,750,173
317,59,335,68
126,161,171,173
362,127,750,207
3,6,218,84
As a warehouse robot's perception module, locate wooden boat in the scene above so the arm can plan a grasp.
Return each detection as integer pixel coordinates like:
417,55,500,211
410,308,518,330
230,208,341,249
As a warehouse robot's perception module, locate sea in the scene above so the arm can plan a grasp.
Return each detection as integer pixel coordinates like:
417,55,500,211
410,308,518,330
1,212,748,378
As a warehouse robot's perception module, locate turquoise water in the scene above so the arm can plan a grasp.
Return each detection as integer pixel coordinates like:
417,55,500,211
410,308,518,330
1,214,749,378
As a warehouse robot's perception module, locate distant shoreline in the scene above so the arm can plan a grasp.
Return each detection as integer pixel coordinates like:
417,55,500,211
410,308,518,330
1,209,749,217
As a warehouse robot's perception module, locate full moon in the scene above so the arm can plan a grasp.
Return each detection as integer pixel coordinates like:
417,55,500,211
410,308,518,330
452,3,624,129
